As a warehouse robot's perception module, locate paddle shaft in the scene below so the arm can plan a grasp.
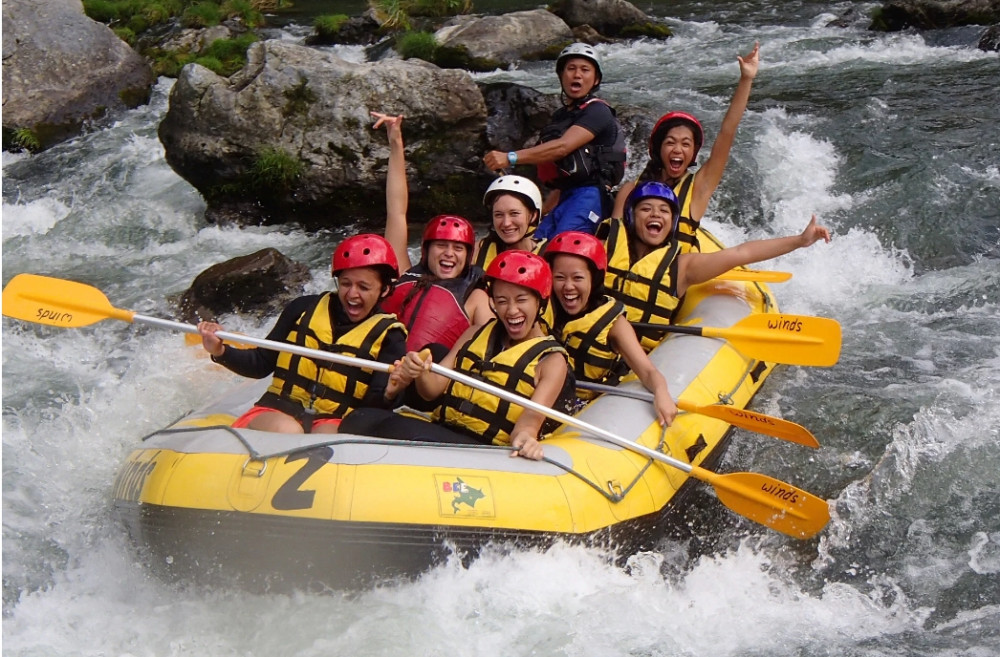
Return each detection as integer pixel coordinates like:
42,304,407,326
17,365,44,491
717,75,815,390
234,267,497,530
135,314,395,374
167,312,694,472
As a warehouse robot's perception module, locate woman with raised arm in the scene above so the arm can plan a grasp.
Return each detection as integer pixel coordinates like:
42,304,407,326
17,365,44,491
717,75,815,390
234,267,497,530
197,234,408,433
613,42,761,253
372,112,493,351
600,181,830,351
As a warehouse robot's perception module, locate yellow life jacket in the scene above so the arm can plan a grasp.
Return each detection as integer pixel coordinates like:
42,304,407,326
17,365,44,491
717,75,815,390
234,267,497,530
671,172,700,253
473,232,547,271
436,320,568,446
266,293,405,418
549,296,626,399
598,218,681,352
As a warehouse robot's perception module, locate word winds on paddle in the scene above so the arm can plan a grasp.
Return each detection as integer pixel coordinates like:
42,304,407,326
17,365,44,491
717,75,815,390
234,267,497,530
761,480,799,504
36,308,74,324
766,315,803,333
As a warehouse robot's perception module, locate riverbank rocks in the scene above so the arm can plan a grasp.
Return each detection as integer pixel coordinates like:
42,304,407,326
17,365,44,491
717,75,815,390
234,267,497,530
550,0,672,39
978,24,1000,50
479,82,561,154
869,0,1000,30
1,0,155,151
177,248,311,323
433,9,574,70
158,39,489,228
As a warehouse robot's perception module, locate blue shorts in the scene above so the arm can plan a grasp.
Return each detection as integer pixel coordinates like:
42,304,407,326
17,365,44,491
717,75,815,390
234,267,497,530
535,185,604,241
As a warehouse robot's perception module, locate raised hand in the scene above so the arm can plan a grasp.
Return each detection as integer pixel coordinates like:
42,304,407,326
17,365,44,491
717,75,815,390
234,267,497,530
738,41,760,80
799,214,832,247
371,111,404,143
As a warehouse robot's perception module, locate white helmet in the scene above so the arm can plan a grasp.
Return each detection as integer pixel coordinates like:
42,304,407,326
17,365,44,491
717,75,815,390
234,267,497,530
556,42,603,81
483,175,543,214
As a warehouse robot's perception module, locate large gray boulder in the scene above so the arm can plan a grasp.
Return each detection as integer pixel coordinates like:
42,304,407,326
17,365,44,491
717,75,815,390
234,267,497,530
177,248,311,323
158,39,490,228
550,0,669,38
433,10,574,69
870,0,1000,30
1,0,154,150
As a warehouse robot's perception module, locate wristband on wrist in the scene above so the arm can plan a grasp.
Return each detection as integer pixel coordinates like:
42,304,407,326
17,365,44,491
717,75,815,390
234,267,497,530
507,151,518,166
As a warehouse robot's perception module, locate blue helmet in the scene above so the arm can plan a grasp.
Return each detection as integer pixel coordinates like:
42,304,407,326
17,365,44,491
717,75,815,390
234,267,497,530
624,181,680,229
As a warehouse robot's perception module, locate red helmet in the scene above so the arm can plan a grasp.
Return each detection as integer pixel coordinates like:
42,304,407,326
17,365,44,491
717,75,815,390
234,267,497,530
543,231,607,274
648,111,704,166
421,214,475,248
485,250,551,301
332,234,399,277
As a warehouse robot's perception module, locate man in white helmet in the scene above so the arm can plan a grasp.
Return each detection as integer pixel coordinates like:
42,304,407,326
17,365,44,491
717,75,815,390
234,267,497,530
483,43,625,241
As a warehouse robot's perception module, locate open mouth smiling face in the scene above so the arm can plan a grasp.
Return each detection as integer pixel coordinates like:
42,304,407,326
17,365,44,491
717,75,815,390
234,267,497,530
336,267,384,323
551,253,593,317
490,279,540,343
426,240,468,279
660,126,697,177
633,199,675,248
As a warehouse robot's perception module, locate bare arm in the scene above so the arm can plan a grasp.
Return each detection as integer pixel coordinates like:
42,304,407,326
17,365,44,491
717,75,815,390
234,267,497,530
608,316,677,426
373,112,412,271
677,214,830,297
508,352,569,460
483,125,595,172
612,180,637,219
464,288,495,326
689,42,760,221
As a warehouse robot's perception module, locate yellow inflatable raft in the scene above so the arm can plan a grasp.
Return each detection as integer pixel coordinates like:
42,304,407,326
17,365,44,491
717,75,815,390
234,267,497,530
105,230,829,590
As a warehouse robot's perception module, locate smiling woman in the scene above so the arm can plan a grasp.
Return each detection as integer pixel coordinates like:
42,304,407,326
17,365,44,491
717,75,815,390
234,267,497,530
599,182,831,351
196,233,408,433
373,112,493,351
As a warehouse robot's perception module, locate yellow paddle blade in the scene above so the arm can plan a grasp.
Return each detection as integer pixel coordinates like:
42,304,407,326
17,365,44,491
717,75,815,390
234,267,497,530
697,468,831,539
714,269,793,283
677,400,819,448
1,273,134,327
705,314,843,367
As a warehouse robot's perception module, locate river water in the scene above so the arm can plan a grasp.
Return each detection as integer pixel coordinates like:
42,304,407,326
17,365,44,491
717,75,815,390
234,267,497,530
3,2,999,655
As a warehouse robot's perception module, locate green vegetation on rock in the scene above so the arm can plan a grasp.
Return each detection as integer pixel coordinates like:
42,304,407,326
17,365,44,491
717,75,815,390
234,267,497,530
313,14,350,40
251,147,305,195
396,31,438,60
8,128,42,153
619,21,672,39
369,0,472,30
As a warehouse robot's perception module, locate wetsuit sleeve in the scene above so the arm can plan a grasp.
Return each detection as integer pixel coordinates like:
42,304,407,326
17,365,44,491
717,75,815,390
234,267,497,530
574,101,617,146
209,296,317,379
358,325,409,409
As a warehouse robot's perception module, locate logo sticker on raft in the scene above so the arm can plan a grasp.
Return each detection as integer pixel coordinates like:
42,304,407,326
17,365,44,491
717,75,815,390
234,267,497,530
435,475,495,518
